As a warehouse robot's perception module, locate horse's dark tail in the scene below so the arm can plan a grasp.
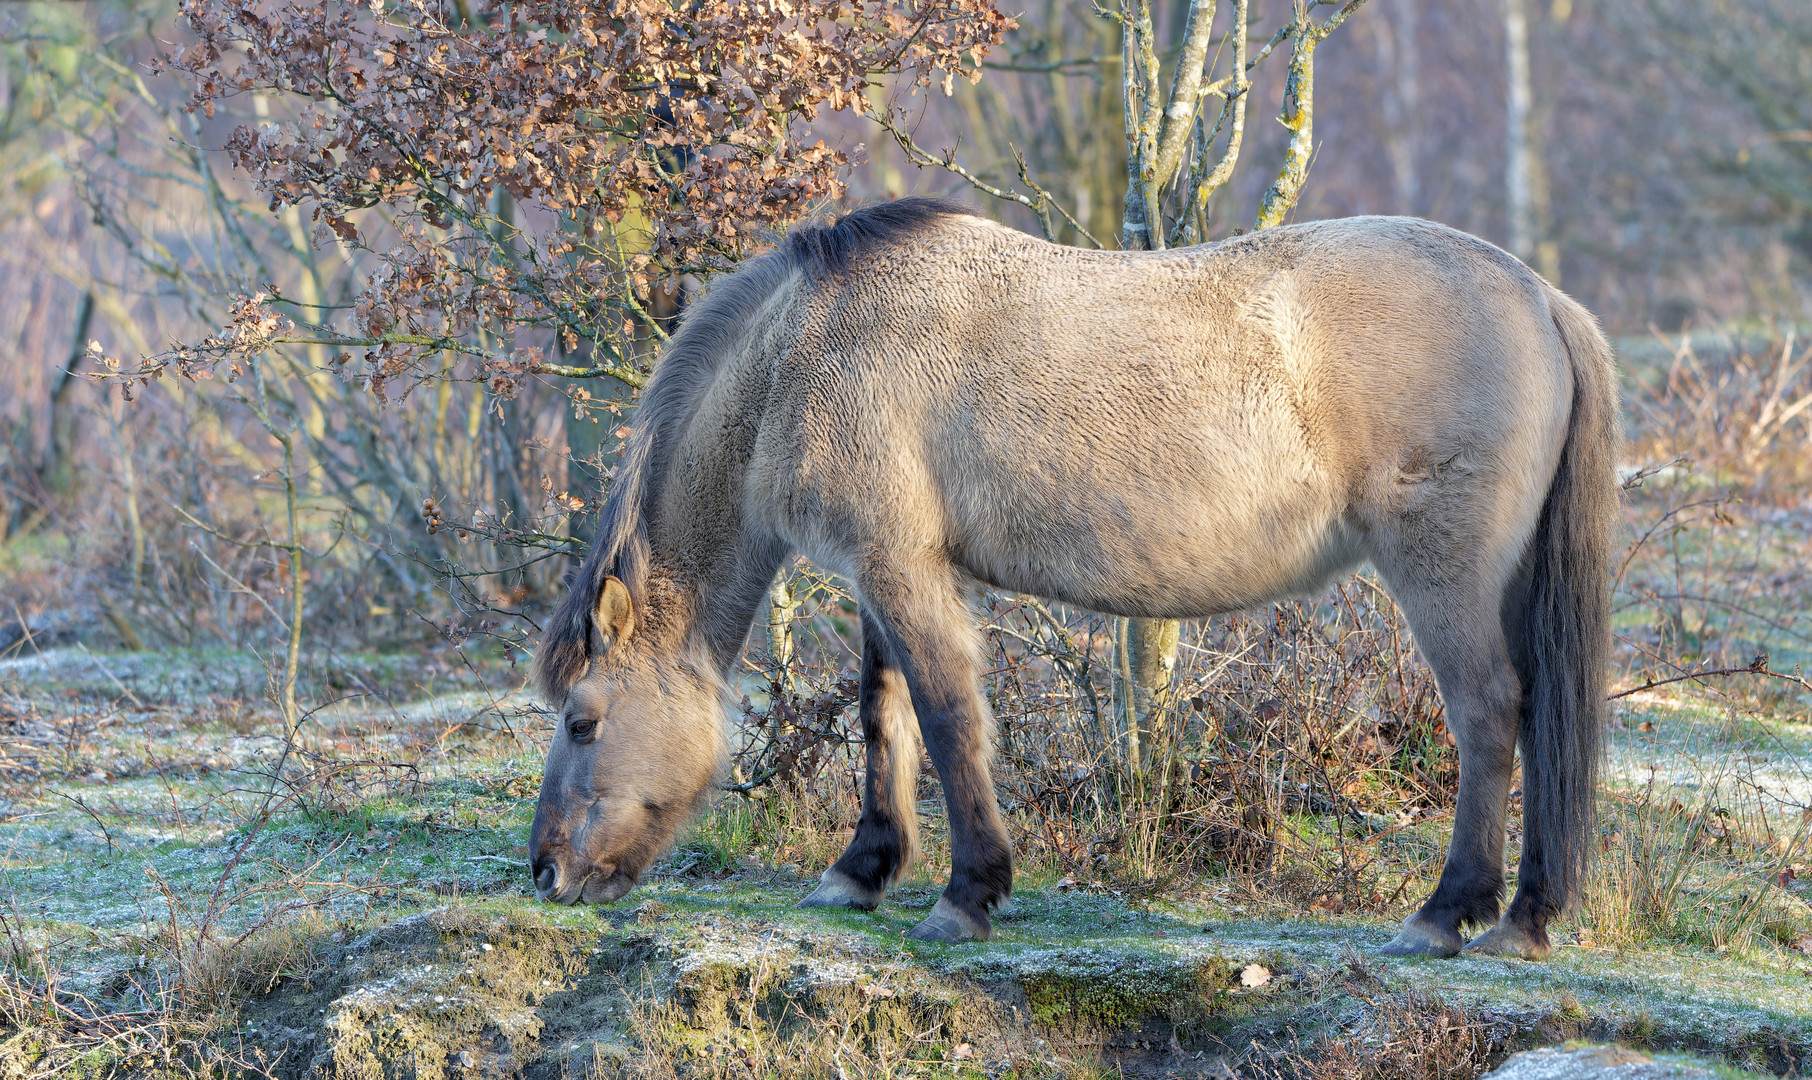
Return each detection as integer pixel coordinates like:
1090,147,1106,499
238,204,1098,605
1513,288,1620,917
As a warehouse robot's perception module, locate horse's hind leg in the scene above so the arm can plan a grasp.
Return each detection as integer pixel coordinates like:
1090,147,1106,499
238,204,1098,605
1468,570,1564,961
800,611,922,910
855,556,1011,942
1376,576,1526,960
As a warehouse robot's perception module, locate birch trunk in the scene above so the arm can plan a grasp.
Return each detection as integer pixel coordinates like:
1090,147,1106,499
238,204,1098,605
1504,0,1535,261
1372,0,1419,215
767,571,802,693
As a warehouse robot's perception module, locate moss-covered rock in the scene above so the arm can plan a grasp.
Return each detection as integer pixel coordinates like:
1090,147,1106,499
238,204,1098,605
987,947,1233,1029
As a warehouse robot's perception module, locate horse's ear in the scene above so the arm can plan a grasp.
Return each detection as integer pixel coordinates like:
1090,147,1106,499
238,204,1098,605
589,575,637,655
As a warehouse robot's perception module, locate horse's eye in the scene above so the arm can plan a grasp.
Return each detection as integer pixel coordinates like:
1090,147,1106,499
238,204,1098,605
568,717,597,741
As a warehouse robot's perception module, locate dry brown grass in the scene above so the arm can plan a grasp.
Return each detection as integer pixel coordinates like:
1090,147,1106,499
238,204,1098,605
0,901,227,1080
1233,953,1518,1080
1285,990,1515,1080
1626,328,1812,496
0,697,401,1080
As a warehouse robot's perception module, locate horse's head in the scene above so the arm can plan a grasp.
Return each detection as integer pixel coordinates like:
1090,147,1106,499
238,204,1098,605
529,574,723,905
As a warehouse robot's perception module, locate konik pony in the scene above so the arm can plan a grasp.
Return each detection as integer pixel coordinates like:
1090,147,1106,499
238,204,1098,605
528,198,1618,959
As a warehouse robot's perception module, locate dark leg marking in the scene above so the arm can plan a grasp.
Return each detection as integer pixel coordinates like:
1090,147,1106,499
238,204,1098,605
857,558,1010,942
800,611,922,911
1376,580,1527,959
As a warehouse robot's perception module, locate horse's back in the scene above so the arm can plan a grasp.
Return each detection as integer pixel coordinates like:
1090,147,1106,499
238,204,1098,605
755,214,1576,617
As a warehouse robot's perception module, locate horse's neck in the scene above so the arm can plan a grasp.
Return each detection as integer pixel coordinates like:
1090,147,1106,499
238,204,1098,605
643,408,784,673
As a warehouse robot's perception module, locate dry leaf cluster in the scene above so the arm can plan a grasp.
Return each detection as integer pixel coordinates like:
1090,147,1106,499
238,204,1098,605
132,0,1011,398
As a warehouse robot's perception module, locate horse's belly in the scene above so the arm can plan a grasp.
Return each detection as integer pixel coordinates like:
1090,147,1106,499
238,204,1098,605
949,459,1361,620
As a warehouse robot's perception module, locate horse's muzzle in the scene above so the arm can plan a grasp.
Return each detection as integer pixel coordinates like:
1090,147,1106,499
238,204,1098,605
532,855,634,905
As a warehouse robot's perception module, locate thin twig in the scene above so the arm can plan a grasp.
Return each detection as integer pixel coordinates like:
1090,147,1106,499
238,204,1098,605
1607,648,1809,701
48,789,118,853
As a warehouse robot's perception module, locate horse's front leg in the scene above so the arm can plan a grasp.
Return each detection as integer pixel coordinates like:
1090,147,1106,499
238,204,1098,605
800,610,923,911
855,560,1011,942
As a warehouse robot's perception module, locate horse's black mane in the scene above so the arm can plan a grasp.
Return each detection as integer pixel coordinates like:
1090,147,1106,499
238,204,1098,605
788,196,970,277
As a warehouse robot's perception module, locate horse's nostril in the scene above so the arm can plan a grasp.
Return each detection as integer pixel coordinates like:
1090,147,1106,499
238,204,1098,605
534,860,558,895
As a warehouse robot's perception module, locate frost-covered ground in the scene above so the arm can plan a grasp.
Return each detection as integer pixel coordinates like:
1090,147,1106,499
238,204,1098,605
1608,691,1812,810
3,646,1805,1077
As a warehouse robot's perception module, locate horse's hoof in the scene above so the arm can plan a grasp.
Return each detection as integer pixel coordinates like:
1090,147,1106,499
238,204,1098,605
904,897,991,943
1377,915,1464,959
1462,921,1551,961
798,869,883,912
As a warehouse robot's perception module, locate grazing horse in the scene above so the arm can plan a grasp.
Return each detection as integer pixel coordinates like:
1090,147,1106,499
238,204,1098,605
528,198,1618,959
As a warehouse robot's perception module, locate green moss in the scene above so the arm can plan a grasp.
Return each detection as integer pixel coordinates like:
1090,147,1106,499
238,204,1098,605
1016,949,1229,1029
66,1046,119,1080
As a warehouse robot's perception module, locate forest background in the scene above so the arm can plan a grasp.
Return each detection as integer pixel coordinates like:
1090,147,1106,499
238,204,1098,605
0,0,1806,665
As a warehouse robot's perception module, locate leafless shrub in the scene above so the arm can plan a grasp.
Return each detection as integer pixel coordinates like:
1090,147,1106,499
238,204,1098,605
0,682,420,1080
979,582,1454,907
0,971,215,1080
0,885,290,1080
1626,328,1812,495
142,706,407,1017
712,573,1457,910
1614,328,1812,711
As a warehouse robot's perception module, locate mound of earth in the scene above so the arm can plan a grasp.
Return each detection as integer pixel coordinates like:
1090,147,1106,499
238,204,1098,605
228,879,1799,1078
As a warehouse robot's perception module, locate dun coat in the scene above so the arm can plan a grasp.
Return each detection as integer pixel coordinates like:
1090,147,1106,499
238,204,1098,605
528,198,1618,959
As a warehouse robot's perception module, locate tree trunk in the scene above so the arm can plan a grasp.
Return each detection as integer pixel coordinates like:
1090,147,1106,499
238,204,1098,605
1504,0,1535,261
40,291,95,501
1116,614,1180,779
1373,0,1420,215
767,571,802,692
